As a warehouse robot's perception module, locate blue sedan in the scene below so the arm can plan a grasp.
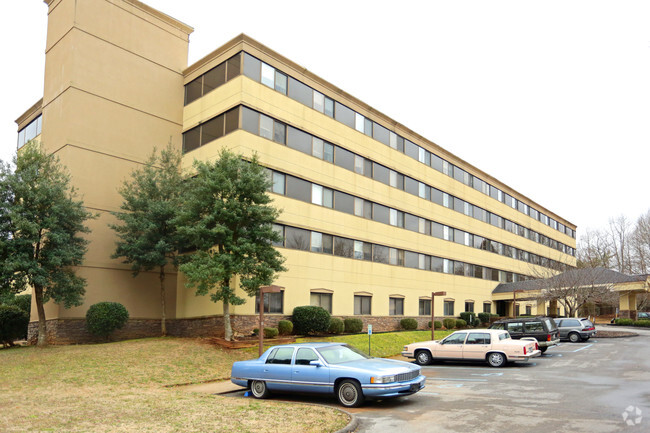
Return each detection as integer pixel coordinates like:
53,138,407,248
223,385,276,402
231,342,425,407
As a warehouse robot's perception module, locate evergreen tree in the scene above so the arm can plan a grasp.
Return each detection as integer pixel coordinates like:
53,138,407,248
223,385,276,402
179,149,286,341
110,144,184,336
0,142,94,346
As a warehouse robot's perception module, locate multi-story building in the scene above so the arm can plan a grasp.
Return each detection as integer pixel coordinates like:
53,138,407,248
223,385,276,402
15,0,576,342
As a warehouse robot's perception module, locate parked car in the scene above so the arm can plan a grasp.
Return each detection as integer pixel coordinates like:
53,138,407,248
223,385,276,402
488,317,560,353
553,318,596,342
638,312,650,320
401,329,541,368
231,342,425,407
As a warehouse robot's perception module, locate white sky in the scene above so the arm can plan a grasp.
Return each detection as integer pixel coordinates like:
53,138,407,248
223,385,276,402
1,0,649,236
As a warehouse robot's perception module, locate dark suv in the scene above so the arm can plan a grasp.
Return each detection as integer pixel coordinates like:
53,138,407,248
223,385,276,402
489,317,560,353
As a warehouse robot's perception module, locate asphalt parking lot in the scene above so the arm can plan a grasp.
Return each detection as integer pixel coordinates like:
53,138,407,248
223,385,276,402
227,328,650,433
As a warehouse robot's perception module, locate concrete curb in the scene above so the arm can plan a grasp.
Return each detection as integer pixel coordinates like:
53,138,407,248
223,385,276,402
332,408,358,433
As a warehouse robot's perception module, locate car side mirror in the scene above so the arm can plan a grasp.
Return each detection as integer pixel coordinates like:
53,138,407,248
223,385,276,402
309,360,323,367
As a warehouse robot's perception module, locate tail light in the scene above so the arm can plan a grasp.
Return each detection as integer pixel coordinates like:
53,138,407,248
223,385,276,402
523,346,527,355
535,342,539,351
547,334,551,341
582,326,595,331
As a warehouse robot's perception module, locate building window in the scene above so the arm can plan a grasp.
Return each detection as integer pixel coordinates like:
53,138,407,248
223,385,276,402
483,302,492,314
444,300,454,316
354,295,372,315
255,291,284,314
515,304,520,317
389,297,404,316
419,299,431,316
525,305,532,316
464,302,474,313
310,292,332,313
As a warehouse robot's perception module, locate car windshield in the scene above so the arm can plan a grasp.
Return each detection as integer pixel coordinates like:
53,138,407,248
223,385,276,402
317,344,371,364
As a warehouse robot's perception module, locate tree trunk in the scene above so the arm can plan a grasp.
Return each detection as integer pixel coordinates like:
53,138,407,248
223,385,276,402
223,300,233,341
34,285,48,347
160,266,167,337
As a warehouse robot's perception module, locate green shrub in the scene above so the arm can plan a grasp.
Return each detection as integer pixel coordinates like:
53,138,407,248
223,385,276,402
252,328,259,336
6,294,32,314
455,319,467,329
277,320,293,335
477,312,490,324
442,318,456,329
85,302,129,338
460,312,476,326
263,327,279,338
328,317,344,334
0,305,29,346
292,306,331,335
400,318,418,330
427,320,443,329
614,318,634,326
343,318,363,334
634,319,650,328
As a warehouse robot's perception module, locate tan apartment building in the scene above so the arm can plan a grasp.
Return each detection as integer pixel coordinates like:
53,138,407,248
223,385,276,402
15,0,577,343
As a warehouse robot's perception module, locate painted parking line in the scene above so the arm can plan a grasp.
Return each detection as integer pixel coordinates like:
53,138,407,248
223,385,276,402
572,343,593,352
427,378,487,382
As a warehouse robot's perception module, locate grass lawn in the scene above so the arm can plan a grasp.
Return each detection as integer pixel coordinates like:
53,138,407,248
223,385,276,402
0,330,446,432
0,338,347,433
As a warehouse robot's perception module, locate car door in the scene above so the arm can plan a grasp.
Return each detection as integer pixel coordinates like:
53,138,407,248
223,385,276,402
291,347,331,394
433,332,467,359
463,332,491,360
262,346,295,391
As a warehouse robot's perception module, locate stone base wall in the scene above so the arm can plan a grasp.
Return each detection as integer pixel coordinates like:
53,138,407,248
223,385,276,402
618,310,638,320
27,314,440,344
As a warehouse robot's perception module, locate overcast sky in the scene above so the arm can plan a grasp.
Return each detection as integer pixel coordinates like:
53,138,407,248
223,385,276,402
1,0,649,236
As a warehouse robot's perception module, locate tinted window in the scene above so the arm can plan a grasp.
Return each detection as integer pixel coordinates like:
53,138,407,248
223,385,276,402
490,322,505,330
443,333,467,345
185,76,202,105
267,347,294,364
525,321,544,332
295,348,319,365
242,53,261,81
226,53,241,80
287,126,312,155
334,147,355,171
372,163,390,185
466,333,491,345
288,77,313,106
373,123,390,145
285,176,311,202
285,227,310,251
334,191,355,215
506,322,523,333
334,102,355,128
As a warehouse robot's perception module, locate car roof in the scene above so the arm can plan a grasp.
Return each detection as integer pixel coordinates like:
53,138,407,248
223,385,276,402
269,342,344,349
450,329,507,335
493,316,552,323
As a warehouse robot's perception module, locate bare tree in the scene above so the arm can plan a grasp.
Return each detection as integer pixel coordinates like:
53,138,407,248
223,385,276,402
577,228,612,269
607,216,634,274
630,210,650,274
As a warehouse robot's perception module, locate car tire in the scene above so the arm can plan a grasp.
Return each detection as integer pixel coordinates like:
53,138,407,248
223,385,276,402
487,352,506,368
582,336,590,341
539,347,547,354
415,350,432,366
337,380,365,408
568,332,581,343
250,380,271,399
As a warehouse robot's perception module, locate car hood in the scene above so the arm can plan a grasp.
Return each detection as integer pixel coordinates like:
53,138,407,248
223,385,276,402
336,357,419,374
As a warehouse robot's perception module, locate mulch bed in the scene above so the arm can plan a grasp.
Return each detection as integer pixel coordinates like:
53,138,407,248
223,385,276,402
594,330,638,338
205,336,296,349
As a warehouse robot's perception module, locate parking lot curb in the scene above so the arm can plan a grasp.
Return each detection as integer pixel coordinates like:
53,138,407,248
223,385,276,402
333,408,358,433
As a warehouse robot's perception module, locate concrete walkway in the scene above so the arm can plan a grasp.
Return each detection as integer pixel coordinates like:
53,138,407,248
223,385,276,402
180,379,242,394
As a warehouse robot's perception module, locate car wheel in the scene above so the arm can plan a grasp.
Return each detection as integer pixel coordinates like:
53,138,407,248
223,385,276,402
487,352,506,368
415,350,432,366
337,380,365,408
568,332,581,343
250,380,271,399
539,347,547,354
582,336,590,341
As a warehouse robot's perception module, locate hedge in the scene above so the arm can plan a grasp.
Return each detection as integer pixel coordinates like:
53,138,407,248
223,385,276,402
0,305,29,347
328,318,344,334
428,320,442,329
264,327,279,338
278,320,293,335
455,319,467,329
292,306,330,335
400,318,418,330
343,318,363,334
86,302,129,338
442,318,456,330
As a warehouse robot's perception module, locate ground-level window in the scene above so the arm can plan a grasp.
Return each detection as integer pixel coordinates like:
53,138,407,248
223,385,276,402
483,302,492,314
255,291,284,314
419,299,431,316
464,301,474,313
389,297,404,316
444,300,454,316
515,304,520,317
310,292,332,313
354,295,372,315
525,305,532,316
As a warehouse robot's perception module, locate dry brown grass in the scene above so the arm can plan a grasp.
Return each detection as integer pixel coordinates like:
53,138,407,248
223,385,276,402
0,338,348,433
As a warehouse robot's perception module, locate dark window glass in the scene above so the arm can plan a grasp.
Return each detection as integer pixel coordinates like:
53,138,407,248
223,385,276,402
255,291,284,314
241,107,260,134
404,177,419,196
389,298,404,315
226,53,241,81
333,237,354,258
334,102,355,128
334,147,355,171
444,301,454,316
288,77,313,106
372,245,390,264
464,302,474,313
431,257,444,273
204,63,226,94
372,203,390,224
419,299,431,316
272,224,284,247
483,302,491,314
324,97,334,117
224,107,239,134
285,227,310,251
431,188,444,206
185,76,203,105
354,295,372,315
275,70,288,94
430,154,443,172
285,175,311,202
286,127,313,154
373,123,390,145
266,347,293,364
474,265,483,279
273,121,286,144
454,261,464,275
490,185,500,200
372,163,390,185
201,114,224,145
404,140,419,160
295,347,320,365
395,135,404,152
453,167,466,183
183,125,201,153
404,251,419,269
432,222,444,239
243,53,261,81
333,190,355,215
404,214,419,232
453,197,464,213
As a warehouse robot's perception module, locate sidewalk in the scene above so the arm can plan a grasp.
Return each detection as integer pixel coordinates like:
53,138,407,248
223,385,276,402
180,379,242,395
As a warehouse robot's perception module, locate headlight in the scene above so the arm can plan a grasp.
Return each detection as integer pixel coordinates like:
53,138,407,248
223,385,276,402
403,346,408,351
371,375,396,384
